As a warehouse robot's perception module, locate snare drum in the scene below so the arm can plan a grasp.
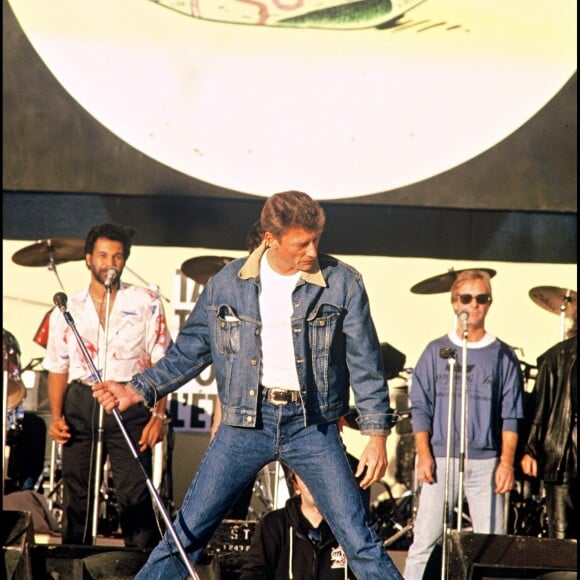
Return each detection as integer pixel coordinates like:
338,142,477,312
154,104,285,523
3,329,26,411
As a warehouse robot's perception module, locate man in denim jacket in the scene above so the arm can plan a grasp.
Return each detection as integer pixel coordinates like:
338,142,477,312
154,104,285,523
94,191,402,579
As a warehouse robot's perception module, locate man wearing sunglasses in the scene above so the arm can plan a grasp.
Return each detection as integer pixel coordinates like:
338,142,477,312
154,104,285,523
405,269,524,580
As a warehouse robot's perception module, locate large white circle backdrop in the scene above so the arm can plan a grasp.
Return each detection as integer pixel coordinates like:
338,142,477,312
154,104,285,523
8,0,577,199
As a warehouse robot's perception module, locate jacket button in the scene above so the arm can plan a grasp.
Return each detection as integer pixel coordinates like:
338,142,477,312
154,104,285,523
246,416,253,423
249,389,256,396
255,328,260,336
251,359,257,366
318,320,325,327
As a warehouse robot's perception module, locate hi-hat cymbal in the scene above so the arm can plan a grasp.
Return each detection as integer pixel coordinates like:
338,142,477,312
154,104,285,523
12,238,85,267
410,268,497,294
181,256,235,286
529,286,577,316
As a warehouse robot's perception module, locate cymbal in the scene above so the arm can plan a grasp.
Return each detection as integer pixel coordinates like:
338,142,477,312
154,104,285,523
181,256,235,286
529,286,577,316
12,238,85,267
410,268,497,294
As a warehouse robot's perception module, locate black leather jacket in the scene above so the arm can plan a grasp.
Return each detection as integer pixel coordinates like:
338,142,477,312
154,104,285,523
524,336,577,482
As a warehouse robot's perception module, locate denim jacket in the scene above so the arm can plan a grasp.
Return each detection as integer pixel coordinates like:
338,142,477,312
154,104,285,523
132,242,398,435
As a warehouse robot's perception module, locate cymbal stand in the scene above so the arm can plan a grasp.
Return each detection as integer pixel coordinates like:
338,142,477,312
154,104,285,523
439,348,457,580
47,249,67,292
53,300,199,579
559,289,573,341
124,266,170,303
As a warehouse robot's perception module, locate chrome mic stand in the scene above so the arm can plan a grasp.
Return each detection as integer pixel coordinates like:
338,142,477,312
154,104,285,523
457,314,469,531
52,292,199,580
439,347,457,580
90,285,112,543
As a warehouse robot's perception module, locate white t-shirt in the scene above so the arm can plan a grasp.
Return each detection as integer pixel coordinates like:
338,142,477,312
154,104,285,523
259,251,301,390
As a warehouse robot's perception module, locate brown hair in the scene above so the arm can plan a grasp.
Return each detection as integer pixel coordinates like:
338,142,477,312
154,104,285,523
260,191,325,239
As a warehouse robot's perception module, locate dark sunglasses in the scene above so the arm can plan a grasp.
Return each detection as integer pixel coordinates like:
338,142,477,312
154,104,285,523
456,293,492,305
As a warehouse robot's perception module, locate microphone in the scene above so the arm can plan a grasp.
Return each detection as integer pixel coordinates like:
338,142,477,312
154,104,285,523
53,292,68,313
104,267,118,289
439,347,456,360
458,310,469,337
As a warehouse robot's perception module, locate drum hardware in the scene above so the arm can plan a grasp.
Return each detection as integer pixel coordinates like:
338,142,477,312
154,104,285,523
3,329,27,411
410,267,497,294
529,286,577,341
181,256,235,286
11,237,85,292
370,482,416,550
124,265,171,303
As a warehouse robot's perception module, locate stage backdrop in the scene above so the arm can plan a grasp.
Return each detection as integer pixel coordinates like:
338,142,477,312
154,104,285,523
2,0,577,265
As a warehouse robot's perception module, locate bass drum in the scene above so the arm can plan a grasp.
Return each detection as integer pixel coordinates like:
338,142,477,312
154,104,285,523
3,329,26,411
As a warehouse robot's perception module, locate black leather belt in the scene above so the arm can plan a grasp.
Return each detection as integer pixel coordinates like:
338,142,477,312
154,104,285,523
264,388,300,406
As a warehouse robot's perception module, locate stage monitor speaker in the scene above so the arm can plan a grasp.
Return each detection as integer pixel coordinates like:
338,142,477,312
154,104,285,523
28,544,219,580
1,510,34,580
446,532,577,579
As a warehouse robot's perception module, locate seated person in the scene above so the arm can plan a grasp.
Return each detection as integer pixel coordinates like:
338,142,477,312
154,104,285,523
239,470,355,579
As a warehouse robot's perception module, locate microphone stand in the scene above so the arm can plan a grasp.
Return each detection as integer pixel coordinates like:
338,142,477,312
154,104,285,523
53,295,199,580
440,348,457,580
90,287,112,543
457,319,469,534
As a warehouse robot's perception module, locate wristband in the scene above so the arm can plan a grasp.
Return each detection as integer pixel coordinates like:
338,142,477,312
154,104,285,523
151,412,165,420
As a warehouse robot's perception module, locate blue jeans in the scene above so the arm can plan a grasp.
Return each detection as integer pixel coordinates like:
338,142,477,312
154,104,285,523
137,392,402,579
404,456,504,580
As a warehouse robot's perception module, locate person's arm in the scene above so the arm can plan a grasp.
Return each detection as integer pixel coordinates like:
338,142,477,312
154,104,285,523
93,380,144,412
356,435,388,489
210,395,222,441
495,430,518,493
47,371,71,444
138,396,169,452
414,430,435,484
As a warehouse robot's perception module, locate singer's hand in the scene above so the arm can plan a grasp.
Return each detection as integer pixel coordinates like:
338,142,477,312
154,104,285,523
49,417,71,445
92,380,141,413
355,435,388,489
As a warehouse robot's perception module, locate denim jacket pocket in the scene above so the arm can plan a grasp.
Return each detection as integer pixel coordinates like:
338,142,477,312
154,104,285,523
307,303,343,357
212,304,241,355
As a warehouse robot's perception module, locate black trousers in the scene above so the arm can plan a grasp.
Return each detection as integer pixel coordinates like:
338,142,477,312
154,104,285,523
544,479,577,539
61,382,161,548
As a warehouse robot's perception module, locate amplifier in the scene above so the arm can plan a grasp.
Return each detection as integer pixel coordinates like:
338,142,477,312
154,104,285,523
204,519,257,573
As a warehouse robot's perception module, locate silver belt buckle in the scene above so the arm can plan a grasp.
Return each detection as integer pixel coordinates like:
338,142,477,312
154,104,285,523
268,388,289,406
